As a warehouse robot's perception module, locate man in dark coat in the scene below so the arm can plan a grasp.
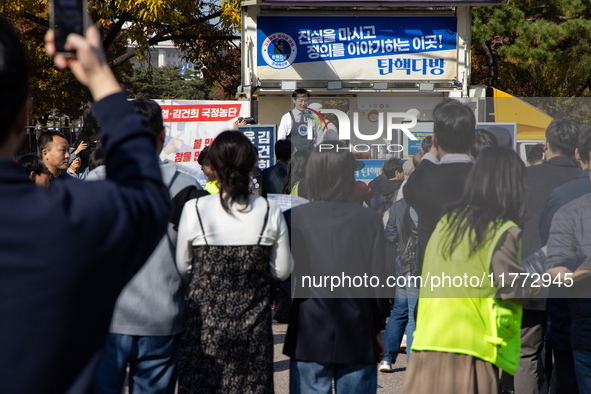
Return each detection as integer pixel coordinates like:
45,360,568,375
261,139,292,197
535,127,591,394
545,176,591,394
402,99,476,276
375,158,404,216
516,119,581,394
398,99,475,380
0,22,170,394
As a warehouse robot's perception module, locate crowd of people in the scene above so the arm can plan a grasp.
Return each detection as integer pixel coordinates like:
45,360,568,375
4,15,591,394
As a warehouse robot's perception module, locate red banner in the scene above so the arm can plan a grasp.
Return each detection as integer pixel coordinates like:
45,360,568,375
161,104,241,122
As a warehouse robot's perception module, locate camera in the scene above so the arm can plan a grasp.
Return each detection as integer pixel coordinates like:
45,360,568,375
238,117,256,125
78,141,97,159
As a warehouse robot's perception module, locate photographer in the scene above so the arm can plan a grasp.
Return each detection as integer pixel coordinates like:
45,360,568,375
232,116,256,130
0,18,170,394
69,139,87,164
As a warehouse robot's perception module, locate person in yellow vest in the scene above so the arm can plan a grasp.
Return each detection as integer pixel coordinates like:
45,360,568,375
204,179,219,194
401,147,540,394
197,146,219,194
281,149,310,197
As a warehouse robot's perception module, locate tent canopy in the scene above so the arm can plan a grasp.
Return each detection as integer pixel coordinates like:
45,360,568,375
493,88,553,141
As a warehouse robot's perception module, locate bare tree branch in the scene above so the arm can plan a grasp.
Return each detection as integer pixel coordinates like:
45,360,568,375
575,78,591,97
481,41,498,88
23,11,49,28
109,49,138,68
154,11,224,37
103,13,129,52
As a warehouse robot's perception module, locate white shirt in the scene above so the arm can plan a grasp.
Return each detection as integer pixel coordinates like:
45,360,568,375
176,194,293,281
439,153,473,164
278,109,324,145
420,152,439,164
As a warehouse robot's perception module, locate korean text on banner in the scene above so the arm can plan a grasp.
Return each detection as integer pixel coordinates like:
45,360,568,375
161,104,241,122
257,16,457,81
238,125,277,170
158,100,249,177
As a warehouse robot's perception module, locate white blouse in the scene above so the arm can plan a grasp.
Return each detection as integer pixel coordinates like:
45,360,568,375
176,194,293,281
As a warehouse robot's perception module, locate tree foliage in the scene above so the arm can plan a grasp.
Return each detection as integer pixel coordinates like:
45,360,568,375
89,0,241,80
125,66,213,100
472,0,591,97
206,47,241,100
5,3,87,124
4,0,241,125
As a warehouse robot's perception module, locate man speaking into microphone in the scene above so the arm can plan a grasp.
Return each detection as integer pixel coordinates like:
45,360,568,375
278,88,325,151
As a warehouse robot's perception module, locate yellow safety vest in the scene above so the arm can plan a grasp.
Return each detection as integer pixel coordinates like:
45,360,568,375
411,216,523,375
204,180,219,194
290,181,300,197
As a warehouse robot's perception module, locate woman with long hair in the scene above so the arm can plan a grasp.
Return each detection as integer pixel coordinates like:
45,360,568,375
402,147,539,394
284,141,388,393
176,131,293,393
280,149,310,196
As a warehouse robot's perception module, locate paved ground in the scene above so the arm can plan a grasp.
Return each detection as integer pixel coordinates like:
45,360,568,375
123,321,407,393
273,321,408,393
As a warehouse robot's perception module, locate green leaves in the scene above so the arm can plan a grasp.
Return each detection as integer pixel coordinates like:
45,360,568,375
472,0,591,97
7,0,241,124
124,66,213,100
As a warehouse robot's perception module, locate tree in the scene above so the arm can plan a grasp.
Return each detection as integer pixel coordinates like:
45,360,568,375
206,47,241,100
6,3,87,125
472,0,591,98
5,0,241,133
125,66,213,100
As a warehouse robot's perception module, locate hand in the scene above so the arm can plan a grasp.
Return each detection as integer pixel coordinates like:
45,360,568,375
45,26,121,101
232,118,247,130
162,131,184,155
546,266,590,282
74,140,87,155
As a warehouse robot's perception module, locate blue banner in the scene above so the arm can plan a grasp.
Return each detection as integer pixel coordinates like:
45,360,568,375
355,160,384,180
257,16,457,81
408,131,433,156
238,125,277,170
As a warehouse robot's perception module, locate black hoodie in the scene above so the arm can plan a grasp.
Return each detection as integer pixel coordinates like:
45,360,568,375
374,178,404,214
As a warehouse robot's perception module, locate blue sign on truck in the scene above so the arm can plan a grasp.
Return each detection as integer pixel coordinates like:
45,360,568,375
257,16,458,81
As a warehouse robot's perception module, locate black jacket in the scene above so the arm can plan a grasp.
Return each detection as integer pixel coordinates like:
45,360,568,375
0,93,170,394
283,200,389,364
536,169,591,349
522,157,580,259
261,161,288,197
545,193,591,350
402,159,473,273
523,157,580,312
539,169,591,246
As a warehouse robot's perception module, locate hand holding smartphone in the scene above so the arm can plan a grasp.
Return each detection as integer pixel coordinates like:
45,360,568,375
45,24,122,102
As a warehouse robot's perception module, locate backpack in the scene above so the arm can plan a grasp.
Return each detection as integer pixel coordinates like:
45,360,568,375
379,195,400,280
377,189,399,229
400,199,420,276
378,200,394,229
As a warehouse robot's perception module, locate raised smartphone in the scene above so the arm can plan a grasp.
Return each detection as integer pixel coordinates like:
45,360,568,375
49,0,89,55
